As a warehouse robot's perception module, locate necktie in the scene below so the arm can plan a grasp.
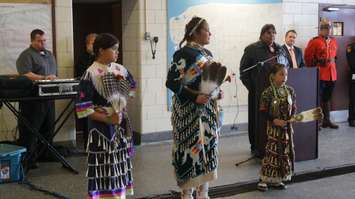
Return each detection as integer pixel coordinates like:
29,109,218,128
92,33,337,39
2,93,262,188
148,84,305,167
289,48,298,68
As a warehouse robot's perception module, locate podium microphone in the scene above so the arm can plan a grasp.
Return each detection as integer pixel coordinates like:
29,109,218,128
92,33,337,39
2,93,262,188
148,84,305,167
275,45,289,58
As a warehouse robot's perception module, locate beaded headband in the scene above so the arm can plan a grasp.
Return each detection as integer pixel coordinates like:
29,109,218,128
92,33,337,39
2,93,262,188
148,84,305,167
188,18,204,36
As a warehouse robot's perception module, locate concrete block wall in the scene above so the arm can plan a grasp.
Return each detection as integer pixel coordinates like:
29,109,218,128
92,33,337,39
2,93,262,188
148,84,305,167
137,1,285,134
281,0,355,49
139,0,171,133
281,0,355,122
122,0,173,135
3,0,354,141
122,0,143,133
53,0,76,142
134,0,355,135
52,0,355,138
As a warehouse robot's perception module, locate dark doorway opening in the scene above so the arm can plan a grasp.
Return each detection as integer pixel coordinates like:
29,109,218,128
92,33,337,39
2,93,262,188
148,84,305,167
73,0,122,70
72,0,122,139
319,4,355,111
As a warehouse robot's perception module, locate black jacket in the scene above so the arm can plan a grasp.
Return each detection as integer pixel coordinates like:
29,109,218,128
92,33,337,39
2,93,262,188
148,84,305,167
347,42,355,73
75,51,95,78
239,40,289,91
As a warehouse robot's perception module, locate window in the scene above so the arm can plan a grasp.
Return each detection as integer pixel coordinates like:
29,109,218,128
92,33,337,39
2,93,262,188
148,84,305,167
332,22,344,36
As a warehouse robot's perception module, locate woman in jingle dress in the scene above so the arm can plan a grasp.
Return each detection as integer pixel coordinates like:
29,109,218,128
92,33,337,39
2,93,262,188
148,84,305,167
166,16,224,199
76,33,136,199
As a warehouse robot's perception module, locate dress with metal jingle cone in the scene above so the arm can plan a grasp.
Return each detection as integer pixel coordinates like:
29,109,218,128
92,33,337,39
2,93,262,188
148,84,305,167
166,43,220,199
76,61,136,199
258,80,296,191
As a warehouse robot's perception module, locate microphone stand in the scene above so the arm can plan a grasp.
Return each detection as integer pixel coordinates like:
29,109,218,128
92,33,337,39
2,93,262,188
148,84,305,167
241,54,279,75
235,155,257,167
236,50,284,167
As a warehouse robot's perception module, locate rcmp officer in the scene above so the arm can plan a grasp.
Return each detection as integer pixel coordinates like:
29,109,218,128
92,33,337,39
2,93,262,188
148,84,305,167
346,42,355,127
304,18,339,129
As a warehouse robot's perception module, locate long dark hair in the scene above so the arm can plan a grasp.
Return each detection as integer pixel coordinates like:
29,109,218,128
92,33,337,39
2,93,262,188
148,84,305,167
259,24,276,40
269,63,287,83
179,17,207,48
93,33,119,59
270,63,286,75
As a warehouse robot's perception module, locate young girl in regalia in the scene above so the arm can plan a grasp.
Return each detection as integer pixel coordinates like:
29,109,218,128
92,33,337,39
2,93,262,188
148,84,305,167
257,63,296,192
76,33,136,199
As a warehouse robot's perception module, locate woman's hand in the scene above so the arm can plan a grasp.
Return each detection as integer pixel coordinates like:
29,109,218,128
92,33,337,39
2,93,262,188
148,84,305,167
273,119,287,127
111,112,123,125
196,94,210,104
115,74,124,80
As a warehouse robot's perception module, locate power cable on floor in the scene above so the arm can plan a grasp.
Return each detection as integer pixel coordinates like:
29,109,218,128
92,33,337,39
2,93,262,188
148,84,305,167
230,72,240,131
18,160,71,199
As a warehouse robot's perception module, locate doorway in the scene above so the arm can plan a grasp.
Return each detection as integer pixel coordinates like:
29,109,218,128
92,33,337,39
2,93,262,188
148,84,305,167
72,0,122,138
319,4,355,111
72,0,122,69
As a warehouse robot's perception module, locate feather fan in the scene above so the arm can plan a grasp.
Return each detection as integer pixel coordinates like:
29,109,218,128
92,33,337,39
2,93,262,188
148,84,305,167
200,62,227,99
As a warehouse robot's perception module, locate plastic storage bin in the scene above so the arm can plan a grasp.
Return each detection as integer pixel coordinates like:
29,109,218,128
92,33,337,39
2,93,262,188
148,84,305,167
0,144,26,183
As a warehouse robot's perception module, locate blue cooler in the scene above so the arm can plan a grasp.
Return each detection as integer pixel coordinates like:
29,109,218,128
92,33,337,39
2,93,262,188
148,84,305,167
0,144,26,183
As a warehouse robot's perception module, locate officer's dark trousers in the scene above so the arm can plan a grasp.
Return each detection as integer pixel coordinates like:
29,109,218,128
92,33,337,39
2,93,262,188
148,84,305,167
320,80,336,103
349,78,355,122
320,80,336,124
18,100,55,165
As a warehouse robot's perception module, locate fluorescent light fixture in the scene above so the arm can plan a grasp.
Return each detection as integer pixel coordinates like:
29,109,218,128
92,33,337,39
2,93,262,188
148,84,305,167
327,7,340,11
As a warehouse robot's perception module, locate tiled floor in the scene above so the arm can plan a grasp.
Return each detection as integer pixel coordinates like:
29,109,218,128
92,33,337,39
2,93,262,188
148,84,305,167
0,123,354,199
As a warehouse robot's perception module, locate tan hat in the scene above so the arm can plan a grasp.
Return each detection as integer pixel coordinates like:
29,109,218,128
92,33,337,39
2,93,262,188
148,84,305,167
320,18,331,29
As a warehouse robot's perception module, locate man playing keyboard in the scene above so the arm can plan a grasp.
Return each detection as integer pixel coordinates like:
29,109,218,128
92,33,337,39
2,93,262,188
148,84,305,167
16,29,57,169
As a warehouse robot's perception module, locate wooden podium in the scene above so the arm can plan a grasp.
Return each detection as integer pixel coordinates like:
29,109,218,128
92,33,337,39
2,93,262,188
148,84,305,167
287,67,319,161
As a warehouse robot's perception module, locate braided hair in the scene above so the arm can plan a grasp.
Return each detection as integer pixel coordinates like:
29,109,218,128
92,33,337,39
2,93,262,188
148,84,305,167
179,16,206,48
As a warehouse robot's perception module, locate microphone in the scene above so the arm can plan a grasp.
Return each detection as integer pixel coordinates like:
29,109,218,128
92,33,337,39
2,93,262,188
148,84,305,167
275,45,286,57
275,45,292,67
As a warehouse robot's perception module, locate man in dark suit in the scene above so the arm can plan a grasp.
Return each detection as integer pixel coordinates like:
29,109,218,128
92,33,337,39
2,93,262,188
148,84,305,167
282,30,305,68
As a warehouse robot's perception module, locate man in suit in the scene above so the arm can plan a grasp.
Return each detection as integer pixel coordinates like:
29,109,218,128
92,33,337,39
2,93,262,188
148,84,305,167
282,30,305,68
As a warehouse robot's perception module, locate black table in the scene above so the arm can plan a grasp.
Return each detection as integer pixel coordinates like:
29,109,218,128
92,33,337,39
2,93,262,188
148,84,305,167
0,94,79,174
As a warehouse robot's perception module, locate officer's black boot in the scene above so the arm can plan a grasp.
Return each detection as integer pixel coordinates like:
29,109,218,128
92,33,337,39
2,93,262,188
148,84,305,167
322,102,339,129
